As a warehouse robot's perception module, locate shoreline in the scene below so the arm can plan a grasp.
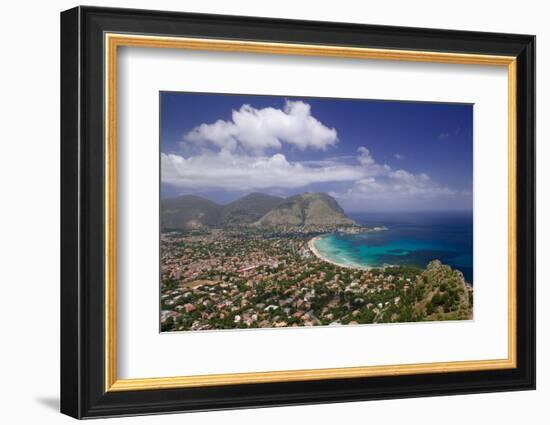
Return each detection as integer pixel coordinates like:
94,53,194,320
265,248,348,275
308,235,373,271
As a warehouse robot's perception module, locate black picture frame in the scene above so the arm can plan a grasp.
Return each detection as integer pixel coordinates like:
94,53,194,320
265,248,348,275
61,5,535,419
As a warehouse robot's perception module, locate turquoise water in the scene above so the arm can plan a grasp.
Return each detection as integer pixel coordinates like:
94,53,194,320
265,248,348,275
313,212,473,284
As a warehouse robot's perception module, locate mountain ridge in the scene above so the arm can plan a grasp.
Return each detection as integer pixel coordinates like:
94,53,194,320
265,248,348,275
161,192,355,230
255,192,355,227
221,192,284,226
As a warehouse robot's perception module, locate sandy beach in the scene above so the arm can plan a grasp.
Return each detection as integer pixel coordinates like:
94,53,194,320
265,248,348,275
308,235,372,270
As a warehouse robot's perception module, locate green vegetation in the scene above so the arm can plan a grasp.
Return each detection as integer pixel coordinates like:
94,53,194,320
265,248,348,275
160,229,472,332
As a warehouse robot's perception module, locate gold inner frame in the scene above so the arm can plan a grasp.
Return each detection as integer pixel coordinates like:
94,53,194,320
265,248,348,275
104,33,517,392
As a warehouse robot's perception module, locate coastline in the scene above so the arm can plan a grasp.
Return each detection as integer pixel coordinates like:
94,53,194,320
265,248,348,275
308,235,372,270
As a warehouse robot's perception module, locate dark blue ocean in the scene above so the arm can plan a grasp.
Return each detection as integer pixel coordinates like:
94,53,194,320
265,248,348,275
314,212,473,284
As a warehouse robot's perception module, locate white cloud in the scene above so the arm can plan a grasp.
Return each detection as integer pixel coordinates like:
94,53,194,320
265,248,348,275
183,101,338,153
164,96,468,211
357,147,391,176
387,169,454,196
161,151,363,191
328,148,461,210
357,146,376,166
162,145,460,209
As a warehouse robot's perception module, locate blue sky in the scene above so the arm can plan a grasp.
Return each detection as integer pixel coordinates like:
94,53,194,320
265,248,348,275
160,92,472,212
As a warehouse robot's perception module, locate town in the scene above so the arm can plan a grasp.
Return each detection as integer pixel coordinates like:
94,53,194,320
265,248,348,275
160,227,473,331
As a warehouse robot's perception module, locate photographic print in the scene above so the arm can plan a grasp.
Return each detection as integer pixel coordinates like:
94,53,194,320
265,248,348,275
61,9,535,416
160,92,473,332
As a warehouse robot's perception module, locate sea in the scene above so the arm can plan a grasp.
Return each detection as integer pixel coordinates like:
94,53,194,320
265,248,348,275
313,211,473,284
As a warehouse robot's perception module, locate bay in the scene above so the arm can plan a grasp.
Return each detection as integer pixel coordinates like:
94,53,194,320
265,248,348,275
314,211,473,284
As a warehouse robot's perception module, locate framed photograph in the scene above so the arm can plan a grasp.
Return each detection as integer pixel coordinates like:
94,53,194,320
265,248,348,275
60,6,535,419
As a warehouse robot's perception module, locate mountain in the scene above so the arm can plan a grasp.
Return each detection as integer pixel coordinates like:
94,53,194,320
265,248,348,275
221,193,283,226
161,195,222,230
255,192,356,226
416,260,473,321
161,192,355,230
